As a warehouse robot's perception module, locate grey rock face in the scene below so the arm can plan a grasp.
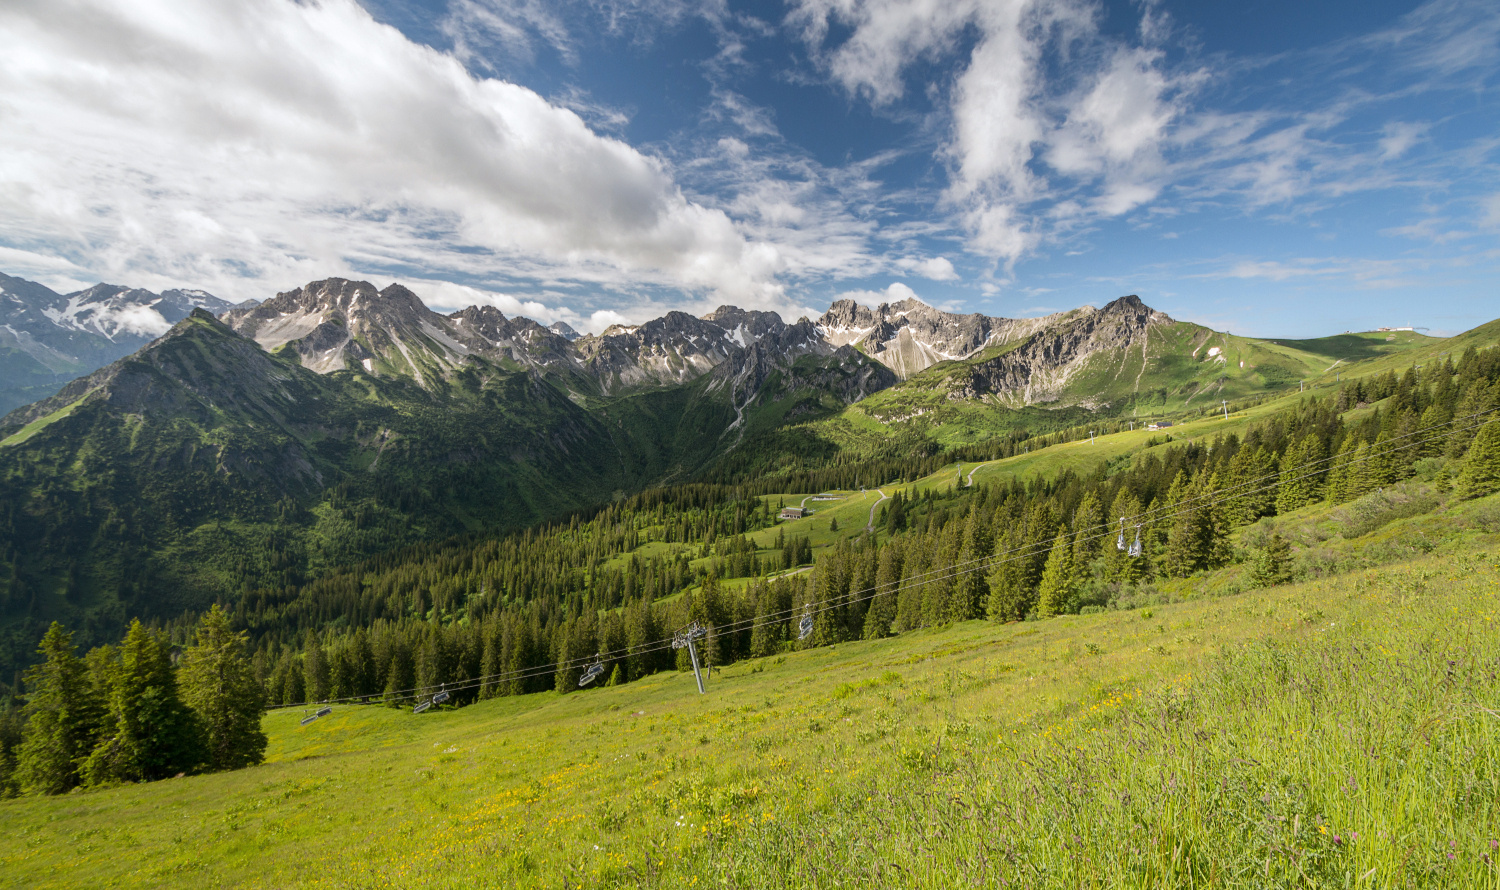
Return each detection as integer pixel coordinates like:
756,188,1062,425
817,296,1063,378
547,321,581,341
954,295,1171,405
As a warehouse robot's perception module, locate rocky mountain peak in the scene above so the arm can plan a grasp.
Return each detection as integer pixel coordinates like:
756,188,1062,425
548,321,581,341
701,305,785,341
0,272,234,413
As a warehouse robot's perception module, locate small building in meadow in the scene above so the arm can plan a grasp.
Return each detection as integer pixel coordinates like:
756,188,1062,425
779,506,806,521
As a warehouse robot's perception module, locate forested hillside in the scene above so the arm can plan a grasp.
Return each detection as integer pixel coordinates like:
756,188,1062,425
0,285,1485,695
190,345,1500,717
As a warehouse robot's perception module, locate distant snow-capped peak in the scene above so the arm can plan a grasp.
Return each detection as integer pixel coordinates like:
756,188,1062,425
44,284,232,341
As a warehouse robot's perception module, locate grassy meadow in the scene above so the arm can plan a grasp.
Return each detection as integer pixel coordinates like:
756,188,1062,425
4,489,1498,888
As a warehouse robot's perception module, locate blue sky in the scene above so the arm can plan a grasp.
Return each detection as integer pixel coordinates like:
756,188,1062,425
0,0,1496,336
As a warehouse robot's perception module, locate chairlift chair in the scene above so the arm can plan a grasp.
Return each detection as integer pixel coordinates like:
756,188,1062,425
299,713,319,726
316,706,332,718
1116,517,1127,551
578,654,606,687
413,700,433,715
1128,526,1143,558
431,690,451,705
797,604,814,641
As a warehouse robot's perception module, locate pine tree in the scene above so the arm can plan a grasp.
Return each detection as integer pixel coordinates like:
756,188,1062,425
885,492,907,534
478,618,502,699
1275,434,1325,513
1455,419,1500,500
1249,532,1294,588
1034,532,1074,619
303,633,330,703
1069,491,1104,570
178,606,267,772
16,623,102,795
82,620,203,784
862,542,901,639
383,638,414,705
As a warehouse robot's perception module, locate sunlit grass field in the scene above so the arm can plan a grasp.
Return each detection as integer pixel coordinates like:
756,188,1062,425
4,492,1498,888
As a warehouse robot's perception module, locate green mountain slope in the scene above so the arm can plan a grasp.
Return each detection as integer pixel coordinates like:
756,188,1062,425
0,310,884,674
765,303,1439,466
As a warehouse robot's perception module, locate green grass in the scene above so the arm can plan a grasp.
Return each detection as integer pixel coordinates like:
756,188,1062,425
0,394,87,449
4,494,1497,888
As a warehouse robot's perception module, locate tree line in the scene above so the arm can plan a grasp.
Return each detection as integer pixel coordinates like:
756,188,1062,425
0,607,265,797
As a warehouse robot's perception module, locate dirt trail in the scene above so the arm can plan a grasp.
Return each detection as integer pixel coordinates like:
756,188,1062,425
866,489,888,530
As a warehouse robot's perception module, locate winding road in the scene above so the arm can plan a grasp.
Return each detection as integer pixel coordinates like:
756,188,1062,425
866,489,889,531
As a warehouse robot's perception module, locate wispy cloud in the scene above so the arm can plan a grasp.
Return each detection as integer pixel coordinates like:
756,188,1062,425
786,0,1500,283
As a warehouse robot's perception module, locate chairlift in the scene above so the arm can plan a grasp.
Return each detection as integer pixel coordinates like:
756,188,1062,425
299,713,318,726
413,700,433,715
1115,517,1126,552
1127,526,1143,558
797,604,814,641
673,621,710,695
578,654,606,687
431,690,451,705
316,706,332,718
672,622,708,649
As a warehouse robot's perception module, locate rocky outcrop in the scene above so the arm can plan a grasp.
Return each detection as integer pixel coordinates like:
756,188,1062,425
817,296,1063,378
954,295,1171,405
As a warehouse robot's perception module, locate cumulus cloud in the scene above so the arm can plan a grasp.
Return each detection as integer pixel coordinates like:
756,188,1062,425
896,255,958,280
831,280,924,308
0,0,782,307
790,0,1190,266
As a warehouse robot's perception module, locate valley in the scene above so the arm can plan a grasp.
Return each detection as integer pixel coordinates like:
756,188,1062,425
1,271,1498,886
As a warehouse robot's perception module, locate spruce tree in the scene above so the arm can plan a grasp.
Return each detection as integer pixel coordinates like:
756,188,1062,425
478,618,502,699
303,633,330,703
16,623,102,795
1034,532,1073,619
1249,532,1294,588
885,492,907,534
83,620,203,784
383,639,414,705
1455,419,1500,500
951,505,991,622
1275,434,1325,513
1069,491,1104,570
179,606,267,772
862,542,901,639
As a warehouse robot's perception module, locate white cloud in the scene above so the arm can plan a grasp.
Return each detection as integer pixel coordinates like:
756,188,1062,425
0,0,783,307
831,280,923,308
109,305,176,338
1479,193,1500,229
1378,121,1426,159
895,255,957,280
791,0,1189,265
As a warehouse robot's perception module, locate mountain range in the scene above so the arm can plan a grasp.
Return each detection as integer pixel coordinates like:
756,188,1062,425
0,273,235,414
0,272,1456,678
